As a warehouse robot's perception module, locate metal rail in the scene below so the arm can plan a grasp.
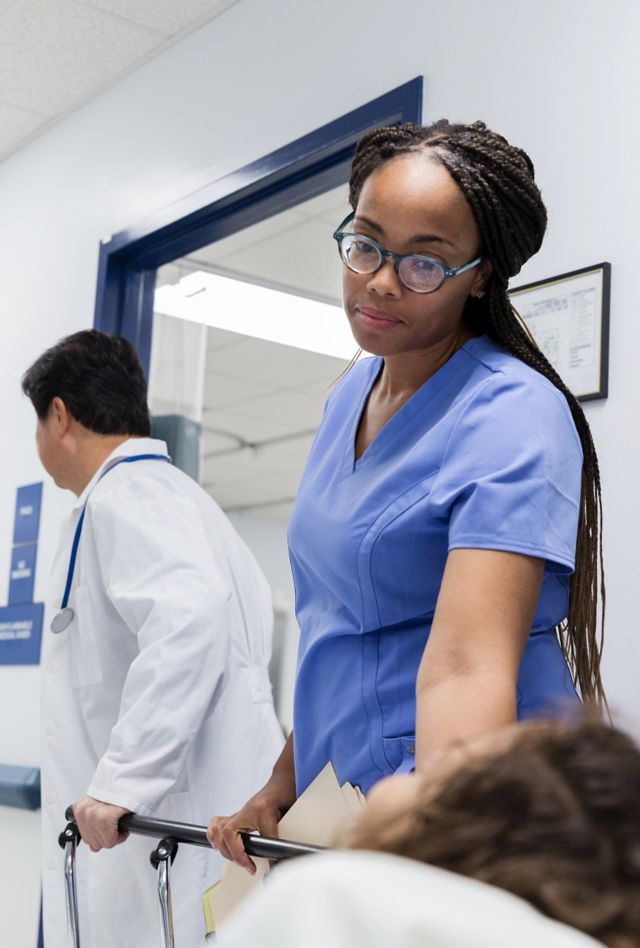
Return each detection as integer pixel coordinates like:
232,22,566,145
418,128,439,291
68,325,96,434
60,805,324,947
64,806,324,861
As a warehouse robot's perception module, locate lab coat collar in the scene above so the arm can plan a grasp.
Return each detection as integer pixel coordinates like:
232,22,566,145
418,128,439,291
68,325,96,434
73,437,170,509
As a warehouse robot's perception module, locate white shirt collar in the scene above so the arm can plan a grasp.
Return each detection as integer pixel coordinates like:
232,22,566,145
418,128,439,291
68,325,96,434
73,437,170,509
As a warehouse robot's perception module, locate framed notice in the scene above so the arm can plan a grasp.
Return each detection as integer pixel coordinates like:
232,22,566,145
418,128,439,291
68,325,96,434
509,263,610,401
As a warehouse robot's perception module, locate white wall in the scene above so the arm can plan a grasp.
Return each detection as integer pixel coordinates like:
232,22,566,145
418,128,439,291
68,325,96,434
0,1,638,943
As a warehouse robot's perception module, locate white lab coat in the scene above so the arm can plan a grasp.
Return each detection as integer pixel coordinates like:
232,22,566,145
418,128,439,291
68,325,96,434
41,438,284,948
217,851,604,948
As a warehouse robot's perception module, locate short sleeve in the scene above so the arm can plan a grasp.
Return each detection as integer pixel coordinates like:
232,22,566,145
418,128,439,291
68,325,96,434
427,373,582,573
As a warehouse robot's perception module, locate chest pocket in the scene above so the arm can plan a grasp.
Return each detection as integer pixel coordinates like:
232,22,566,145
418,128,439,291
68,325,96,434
383,735,417,774
357,475,446,630
70,584,103,687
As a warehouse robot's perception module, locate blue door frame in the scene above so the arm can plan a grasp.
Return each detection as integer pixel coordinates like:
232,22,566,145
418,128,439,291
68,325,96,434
93,78,423,374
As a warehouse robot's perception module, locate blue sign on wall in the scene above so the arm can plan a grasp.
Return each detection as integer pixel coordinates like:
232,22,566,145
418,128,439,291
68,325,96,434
8,542,37,605
0,603,44,665
2,483,44,665
13,483,42,546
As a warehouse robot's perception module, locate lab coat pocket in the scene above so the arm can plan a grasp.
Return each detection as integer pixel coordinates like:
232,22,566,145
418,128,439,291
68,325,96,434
382,736,416,774
71,584,103,687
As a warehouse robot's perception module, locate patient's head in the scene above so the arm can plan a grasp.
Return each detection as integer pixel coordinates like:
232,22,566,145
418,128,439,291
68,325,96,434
348,720,640,947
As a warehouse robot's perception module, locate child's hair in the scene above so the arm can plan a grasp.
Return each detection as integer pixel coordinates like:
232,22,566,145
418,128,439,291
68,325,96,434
350,719,640,946
347,120,605,708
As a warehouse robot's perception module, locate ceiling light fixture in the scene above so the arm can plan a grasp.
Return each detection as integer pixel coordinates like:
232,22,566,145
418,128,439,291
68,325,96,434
153,271,357,361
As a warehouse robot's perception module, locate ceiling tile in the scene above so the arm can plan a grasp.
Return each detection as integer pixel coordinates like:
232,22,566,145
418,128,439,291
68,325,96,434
183,185,350,298
183,187,350,271
297,375,345,398
205,335,346,388
208,214,344,303
203,451,267,487
227,389,323,429
202,405,293,443
203,433,313,483
201,429,245,454
0,0,163,114
204,474,297,510
0,100,47,156
261,432,316,462
162,189,356,519
206,326,248,352
203,369,275,409
76,0,236,35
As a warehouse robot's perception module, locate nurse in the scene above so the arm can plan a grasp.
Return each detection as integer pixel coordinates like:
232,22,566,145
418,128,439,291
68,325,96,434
208,119,606,872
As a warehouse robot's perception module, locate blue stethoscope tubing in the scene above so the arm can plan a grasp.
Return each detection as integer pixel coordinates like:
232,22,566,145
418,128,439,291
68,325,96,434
50,454,171,634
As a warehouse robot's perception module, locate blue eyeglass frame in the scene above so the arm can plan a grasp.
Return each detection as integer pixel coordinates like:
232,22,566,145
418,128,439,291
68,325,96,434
333,212,483,293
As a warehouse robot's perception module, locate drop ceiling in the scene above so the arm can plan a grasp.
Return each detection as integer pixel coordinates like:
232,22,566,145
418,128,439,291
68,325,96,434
0,0,241,161
181,184,351,305
150,184,357,521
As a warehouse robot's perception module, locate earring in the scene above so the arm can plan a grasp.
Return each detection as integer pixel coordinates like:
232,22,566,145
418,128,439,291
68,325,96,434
474,290,485,299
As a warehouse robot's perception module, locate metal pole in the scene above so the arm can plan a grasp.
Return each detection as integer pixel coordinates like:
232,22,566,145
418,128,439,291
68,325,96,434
59,823,81,948
151,838,179,948
119,812,324,860
157,859,175,948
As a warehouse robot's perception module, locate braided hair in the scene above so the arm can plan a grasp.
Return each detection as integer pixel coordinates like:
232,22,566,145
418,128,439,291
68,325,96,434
349,120,605,709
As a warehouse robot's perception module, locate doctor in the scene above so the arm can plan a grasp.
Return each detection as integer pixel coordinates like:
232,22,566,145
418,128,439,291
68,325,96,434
22,330,284,948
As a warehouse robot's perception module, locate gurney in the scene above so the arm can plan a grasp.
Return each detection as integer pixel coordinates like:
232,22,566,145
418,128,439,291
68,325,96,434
59,808,605,948
59,806,323,948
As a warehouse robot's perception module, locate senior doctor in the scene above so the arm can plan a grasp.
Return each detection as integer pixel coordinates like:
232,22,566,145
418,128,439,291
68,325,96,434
22,330,284,948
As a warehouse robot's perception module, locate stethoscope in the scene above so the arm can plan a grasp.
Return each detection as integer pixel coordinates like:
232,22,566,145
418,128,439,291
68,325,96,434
50,454,171,634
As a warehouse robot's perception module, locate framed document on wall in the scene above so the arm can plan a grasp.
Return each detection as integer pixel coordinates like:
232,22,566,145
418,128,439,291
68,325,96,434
508,262,611,401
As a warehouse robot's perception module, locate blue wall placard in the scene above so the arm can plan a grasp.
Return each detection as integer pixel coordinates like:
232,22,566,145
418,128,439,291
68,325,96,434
13,483,42,546
0,603,44,665
3,483,44,665
8,542,37,605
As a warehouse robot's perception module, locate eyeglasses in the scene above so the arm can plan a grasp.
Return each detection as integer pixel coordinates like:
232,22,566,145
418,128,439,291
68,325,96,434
333,213,482,294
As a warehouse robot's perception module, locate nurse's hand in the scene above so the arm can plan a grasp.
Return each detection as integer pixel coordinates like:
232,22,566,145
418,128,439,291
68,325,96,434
73,795,131,852
207,773,296,875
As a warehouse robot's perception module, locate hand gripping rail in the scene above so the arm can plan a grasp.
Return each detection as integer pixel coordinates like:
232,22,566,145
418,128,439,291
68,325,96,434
59,805,324,948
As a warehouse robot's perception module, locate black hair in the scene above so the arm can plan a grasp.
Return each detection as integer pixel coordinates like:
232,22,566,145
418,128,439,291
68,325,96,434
22,329,151,437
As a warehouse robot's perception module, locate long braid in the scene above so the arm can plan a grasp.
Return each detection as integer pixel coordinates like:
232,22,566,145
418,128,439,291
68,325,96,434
349,121,606,709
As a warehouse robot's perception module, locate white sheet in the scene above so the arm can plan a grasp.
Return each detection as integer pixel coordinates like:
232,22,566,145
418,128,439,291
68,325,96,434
215,850,603,948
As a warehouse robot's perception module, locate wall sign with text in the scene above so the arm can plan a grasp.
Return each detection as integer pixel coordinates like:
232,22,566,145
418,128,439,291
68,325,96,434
0,482,44,665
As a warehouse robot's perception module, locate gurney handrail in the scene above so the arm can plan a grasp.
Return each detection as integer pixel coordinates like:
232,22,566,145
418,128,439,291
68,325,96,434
122,813,325,861
64,805,324,862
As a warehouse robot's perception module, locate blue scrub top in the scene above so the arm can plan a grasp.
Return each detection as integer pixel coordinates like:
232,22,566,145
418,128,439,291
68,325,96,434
288,336,583,796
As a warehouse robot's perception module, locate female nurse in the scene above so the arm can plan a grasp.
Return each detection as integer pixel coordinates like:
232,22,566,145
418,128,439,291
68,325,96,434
208,120,606,873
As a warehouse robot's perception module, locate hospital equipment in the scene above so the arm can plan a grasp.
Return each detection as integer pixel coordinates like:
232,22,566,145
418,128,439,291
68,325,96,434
59,807,322,948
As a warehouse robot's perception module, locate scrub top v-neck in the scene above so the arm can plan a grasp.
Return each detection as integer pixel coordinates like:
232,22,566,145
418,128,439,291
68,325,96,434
288,335,583,796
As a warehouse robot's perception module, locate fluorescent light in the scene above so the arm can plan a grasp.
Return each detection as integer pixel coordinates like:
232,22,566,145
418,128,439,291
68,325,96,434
154,271,357,360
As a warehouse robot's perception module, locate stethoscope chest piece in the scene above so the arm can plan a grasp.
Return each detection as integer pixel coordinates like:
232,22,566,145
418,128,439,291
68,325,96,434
51,607,75,634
